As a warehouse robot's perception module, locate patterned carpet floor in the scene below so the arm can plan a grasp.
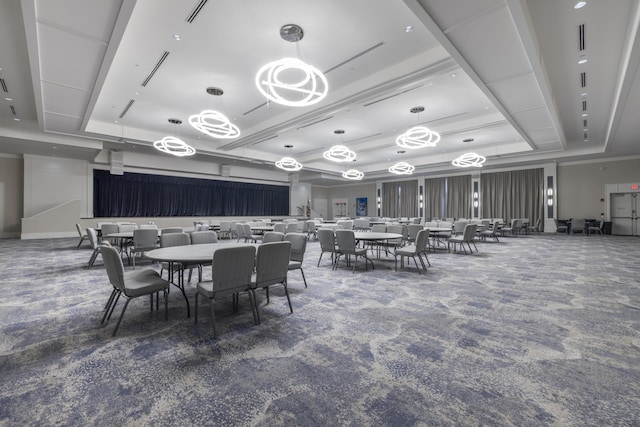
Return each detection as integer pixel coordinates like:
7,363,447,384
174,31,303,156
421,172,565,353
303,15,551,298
0,232,639,426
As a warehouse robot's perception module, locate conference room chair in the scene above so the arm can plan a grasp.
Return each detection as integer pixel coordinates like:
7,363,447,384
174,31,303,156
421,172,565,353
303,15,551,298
448,224,478,254
218,221,233,239
128,228,159,268
285,222,299,234
317,228,339,268
285,233,308,288
75,223,89,248
394,229,430,274
527,218,542,234
273,223,286,233
100,244,169,337
406,224,422,244
243,223,263,243
262,231,285,243
235,223,246,242
252,241,293,324
353,219,370,231
190,230,218,244
86,227,103,268
100,223,120,246
195,245,257,338
554,219,569,234
159,232,191,283
335,230,374,273
570,218,586,235
499,219,522,237
452,220,468,236
303,220,317,240
479,221,500,242
161,227,184,235
587,220,604,235
379,224,405,256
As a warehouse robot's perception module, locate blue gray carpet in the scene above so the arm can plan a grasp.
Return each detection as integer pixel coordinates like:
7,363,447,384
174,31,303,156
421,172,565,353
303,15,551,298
0,233,639,426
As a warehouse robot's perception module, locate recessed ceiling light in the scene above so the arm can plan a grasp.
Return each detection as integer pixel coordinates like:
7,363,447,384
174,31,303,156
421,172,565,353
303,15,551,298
584,139,589,142
580,92,588,97
583,128,588,131
13,118,20,121
405,26,413,33
578,58,588,64
173,34,181,41
450,73,457,78
114,120,118,123
4,97,12,101
581,113,588,117
574,1,587,9
135,91,141,96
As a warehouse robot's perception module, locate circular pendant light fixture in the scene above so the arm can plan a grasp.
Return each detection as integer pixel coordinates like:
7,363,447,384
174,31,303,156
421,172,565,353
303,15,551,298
342,169,364,180
323,145,356,162
396,106,440,149
189,87,240,139
452,152,486,167
275,156,303,171
388,161,415,175
154,119,196,157
255,24,328,107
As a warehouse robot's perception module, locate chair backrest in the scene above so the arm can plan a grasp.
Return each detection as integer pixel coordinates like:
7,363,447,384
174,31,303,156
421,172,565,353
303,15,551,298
194,224,209,231
190,230,218,244
354,219,370,229
101,223,119,237
87,227,99,249
118,224,138,233
76,223,85,237
133,228,158,249
463,224,477,241
285,233,307,262
160,232,190,248
263,231,285,243
335,230,357,253
243,223,253,236
386,225,406,243
317,229,336,252
273,223,286,233
101,244,126,292
415,229,429,252
212,246,256,293
161,227,184,234
371,224,386,232
439,221,453,230
235,223,246,238
285,223,299,233
254,241,291,287
219,221,232,232
453,221,468,234
572,218,585,229
407,224,422,241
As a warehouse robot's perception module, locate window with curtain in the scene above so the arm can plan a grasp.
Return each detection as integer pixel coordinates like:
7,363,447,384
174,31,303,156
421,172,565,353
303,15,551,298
93,169,289,217
480,168,544,224
381,180,418,217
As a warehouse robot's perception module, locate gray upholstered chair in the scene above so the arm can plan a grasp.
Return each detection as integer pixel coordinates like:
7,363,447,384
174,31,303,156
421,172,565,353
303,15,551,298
159,232,191,282
285,232,308,287
100,223,119,245
161,227,183,234
86,227,102,268
394,229,430,274
406,224,422,244
235,223,246,242
587,220,603,235
570,218,586,234
555,219,569,234
479,221,500,242
335,229,374,272
285,222,299,234
448,224,478,254
262,231,285,243
273,223,286,233
252,241,293,323
190,230,218,244
243,223,262,243
317,228,338,268
100,244,169,337
195,245,257,338
128,228,159,268
75,223,89,248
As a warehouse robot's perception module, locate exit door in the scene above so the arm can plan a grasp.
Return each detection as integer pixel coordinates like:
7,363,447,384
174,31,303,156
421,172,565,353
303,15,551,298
611,193,638,235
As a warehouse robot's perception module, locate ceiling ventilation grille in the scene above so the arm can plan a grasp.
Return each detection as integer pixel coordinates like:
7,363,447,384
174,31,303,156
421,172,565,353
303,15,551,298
141,51,169,87
580,72,587,88
578,24,585,51
119,99,135,118
583,119,588,127
186,0,208,23
582,100,587,111
296,116,335,130
249,134,279,146
10,105,16,115
363,84,427,108
0,78,7,92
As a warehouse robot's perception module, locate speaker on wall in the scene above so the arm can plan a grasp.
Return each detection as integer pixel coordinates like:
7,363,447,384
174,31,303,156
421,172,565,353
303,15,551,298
221,165,231,177
110,151,124,175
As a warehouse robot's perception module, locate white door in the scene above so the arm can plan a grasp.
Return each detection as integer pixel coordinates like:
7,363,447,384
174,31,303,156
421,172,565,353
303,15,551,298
611,193,637,235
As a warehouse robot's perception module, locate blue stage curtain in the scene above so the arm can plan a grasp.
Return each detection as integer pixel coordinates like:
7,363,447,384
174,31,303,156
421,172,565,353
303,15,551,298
93,169,289,217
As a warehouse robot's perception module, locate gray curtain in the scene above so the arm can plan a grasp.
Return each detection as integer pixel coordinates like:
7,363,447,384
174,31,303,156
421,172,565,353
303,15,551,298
481,168,544,225
446,175,472,219
425,177,445,220
382,180,418,217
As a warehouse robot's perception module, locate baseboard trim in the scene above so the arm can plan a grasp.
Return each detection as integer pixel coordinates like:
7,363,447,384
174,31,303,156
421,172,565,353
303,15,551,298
0,232,21,239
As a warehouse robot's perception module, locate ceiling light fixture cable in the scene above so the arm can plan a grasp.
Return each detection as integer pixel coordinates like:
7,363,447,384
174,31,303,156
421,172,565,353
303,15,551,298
256,24,328,107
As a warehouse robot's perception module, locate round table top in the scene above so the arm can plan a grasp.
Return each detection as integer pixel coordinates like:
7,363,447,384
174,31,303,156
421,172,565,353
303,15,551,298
353,232,403,240
145,242,258,263
250,226,274,231
427,227,453,233
105,230,161,238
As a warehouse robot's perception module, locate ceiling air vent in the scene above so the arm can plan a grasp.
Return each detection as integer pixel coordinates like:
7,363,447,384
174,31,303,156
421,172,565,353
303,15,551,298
580,72,587,88
582,100,587,111
141,51,169,87
583,119,588,127
186,0,208,23
578,24,585,51
10,105,16,115
119,99,135,119
324,42,384,74
0,78,7,93
296,116,334,130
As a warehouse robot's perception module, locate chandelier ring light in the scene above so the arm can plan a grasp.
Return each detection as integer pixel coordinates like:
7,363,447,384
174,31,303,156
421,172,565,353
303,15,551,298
255,24,328,107
452,152,486,168
342,169,364,180
189,88,240,139
154,136,196,157
396,126,441,149
275,156,303,171
388,161,415,175
323,145,356,162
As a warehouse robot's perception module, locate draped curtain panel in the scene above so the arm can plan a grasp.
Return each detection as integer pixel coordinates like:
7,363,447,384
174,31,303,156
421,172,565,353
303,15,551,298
425,177,445,220
382,180,418,217
446,175,472,219
480,168,544,224
93,169,289,217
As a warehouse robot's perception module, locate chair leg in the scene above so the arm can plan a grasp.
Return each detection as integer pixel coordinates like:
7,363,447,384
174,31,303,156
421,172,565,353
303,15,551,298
112,298,132,337
106,293,121,321
300,268,307,288
250,289,261,325
248,290,259,325
195,293,199,323
317,252,324,267
282,281,293,313
164,290,168,321
102,289,119,324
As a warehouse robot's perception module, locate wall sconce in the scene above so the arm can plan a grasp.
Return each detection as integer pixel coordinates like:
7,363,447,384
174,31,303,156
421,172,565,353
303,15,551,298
472,182,479,217
547,176,554,219
547,188,553,197
547,198,554,206
377,189,381,216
